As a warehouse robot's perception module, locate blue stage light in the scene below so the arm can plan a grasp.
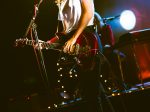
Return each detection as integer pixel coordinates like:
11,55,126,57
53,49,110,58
120,10,136,30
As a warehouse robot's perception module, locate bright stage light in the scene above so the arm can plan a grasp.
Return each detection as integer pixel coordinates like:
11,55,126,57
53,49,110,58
120,10,136,30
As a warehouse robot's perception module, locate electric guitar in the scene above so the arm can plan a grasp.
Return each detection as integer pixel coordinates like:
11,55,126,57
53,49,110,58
15,37,96,56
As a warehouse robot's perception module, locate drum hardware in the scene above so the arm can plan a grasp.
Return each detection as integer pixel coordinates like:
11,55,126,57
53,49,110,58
115,49,129,92
131,43,145,89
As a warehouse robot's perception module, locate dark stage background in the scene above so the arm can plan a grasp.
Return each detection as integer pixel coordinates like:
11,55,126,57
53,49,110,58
1,0,150,110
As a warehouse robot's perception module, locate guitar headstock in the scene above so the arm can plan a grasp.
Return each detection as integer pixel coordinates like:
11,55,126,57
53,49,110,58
15,38,28,47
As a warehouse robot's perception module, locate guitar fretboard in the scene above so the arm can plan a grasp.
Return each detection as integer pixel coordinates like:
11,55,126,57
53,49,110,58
26,40,60,50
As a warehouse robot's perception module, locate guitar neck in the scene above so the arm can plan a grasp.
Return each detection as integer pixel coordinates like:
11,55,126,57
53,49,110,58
26,40,48,46
26,40,35,46
26,40,60,50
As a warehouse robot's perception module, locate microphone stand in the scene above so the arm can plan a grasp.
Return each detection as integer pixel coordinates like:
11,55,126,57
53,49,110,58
23,0,50,91
102,15,129,92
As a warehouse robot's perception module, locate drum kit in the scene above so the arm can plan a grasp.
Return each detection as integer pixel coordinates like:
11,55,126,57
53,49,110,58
112,29,150,92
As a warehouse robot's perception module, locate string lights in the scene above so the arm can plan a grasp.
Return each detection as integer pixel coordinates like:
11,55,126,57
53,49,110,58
55,53,80,104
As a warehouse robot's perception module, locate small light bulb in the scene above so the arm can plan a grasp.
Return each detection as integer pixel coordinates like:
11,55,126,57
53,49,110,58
112,93,115,96
61,57,65,60
54,104,57,108
69,71,72,74
129,91,132,93
70,75,73,78
62,102,65,105
108,87,111,90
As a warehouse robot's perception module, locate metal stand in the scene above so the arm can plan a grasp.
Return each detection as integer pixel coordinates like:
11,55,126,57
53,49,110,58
23,0,50,90
116,50,129,92
102,16,129,92
32,23,50,89
132,44,144,89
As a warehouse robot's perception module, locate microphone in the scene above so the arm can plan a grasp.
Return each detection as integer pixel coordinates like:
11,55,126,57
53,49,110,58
103,15,120,22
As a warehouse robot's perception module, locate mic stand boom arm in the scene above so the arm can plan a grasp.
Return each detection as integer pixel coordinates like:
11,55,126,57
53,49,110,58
24,0,43,38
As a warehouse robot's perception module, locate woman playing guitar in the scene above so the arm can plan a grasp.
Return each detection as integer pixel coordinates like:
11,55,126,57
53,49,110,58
40,0,104,111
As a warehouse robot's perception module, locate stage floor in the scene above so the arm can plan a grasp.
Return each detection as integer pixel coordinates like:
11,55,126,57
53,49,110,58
109,81,150,97
107,81,150,112
7,81,150,112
